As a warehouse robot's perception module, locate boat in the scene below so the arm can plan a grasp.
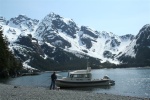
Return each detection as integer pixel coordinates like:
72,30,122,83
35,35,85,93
21,72,41,76
21,69,41,76
56,67,115,88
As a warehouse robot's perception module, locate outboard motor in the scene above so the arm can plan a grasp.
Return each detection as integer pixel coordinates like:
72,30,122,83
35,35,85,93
103,75,110,79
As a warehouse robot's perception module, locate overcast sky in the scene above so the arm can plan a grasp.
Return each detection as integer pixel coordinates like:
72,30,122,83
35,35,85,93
0,0,150,35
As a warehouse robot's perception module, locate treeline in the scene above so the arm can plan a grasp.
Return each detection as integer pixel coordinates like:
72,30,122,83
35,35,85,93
28,49,101,71
0,30,22,78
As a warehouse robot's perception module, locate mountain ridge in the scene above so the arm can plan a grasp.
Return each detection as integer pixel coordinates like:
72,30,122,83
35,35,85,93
1,12,149,70
117,24,150,67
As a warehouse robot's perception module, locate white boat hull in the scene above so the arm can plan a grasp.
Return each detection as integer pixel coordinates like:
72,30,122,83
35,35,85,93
56,79,111,88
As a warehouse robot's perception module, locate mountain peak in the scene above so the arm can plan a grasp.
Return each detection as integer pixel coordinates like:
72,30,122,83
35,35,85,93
47,12,61,19
120,34,134,41
116,24,150,67
7,15,39,32
136,24,150,39
143,24,150,28
9,14,31,22
0,16,7,25
17,14,29,19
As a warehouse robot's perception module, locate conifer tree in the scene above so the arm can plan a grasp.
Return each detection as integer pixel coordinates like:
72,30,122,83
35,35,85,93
0,30,22,78
0,30,9,71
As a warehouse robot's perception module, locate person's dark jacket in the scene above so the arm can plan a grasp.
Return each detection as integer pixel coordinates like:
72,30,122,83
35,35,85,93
51,73,57,81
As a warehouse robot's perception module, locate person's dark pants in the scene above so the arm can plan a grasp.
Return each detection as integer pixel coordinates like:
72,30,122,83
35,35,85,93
50,81,55,90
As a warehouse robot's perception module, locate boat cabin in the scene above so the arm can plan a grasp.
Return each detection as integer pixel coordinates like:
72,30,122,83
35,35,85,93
65,69,92,81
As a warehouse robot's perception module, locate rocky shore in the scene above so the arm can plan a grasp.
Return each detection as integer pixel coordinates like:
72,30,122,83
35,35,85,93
0,83,149,100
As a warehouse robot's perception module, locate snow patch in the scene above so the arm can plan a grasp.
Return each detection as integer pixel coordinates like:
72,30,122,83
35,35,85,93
23,59,35,69
62,18,71,25
118,39,136,58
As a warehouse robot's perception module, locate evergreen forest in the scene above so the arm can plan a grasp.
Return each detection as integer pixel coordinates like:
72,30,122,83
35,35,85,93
0,30,22,78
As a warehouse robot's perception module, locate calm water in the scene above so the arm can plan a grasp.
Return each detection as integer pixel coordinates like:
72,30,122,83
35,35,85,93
0,67,150,98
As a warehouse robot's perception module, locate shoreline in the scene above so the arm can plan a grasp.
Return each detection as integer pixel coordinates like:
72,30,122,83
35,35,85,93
0,83,149,100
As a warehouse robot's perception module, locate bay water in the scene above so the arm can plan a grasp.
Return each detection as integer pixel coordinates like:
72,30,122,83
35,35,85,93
0,67,150,98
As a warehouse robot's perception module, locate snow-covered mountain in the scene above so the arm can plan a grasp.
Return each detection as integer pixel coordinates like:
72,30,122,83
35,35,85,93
34,13,134,63
0,12,141,70
116,24,150,66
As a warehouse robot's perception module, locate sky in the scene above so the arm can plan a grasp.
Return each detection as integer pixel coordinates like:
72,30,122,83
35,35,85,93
0,0,150,36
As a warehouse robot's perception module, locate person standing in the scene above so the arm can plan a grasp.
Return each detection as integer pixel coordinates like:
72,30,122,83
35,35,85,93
50,72,57,90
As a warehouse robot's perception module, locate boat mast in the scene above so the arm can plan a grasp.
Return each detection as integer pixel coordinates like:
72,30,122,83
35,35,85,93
87,58,91,72
87,59,88,67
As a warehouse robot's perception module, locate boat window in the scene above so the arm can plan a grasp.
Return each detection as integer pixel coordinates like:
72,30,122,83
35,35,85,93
71,74,84,78
70,74,91,78
85,74,91,78
73,74,78,78
78,74,84,78
84,74,88,78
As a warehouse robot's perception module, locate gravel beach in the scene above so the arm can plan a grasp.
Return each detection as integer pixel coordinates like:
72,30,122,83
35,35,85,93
0,83,149,100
